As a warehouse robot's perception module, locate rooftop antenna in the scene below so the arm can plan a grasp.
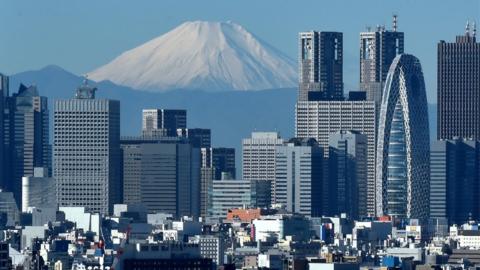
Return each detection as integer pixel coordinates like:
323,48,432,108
466,20,470,36
393,14,398,32
473,21,477,38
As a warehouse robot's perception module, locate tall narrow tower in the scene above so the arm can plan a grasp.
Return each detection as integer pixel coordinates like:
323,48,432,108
4,84,50,206
360,16,404,105
0,74,7,191
299,31,343,101
438,23,480,140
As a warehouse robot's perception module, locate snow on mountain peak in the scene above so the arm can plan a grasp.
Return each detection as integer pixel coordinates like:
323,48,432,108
88,21,297,91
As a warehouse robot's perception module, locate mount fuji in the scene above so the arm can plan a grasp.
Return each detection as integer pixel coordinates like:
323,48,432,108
88,21,297,92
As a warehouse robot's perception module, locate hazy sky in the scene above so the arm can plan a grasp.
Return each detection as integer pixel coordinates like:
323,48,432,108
1,0,479,101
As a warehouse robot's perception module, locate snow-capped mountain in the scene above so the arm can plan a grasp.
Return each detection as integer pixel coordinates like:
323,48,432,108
88,21,297,91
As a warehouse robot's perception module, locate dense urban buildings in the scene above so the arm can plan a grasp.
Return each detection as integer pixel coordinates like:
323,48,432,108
120,136,200,217
359,16,404,104
375,54,430,219
3,84,50,207
328,130,368,219
437,26,480,140
54,81,121,215
295,96,376,216
4,13,480,270
274,138,323,217
142,109,187,137
430,139,480,225
298,31,343,101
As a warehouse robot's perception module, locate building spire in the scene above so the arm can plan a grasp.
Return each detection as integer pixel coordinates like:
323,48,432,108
466,20,470,36
473,21,477,38
393,14,398,32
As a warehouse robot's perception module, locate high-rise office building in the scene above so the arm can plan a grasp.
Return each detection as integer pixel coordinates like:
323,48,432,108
4,84,49,206
54,81,121,215
328,130,368,219
430,139,480,225
0,74,8,191
376,54,430,219
242,132,284,181
298,31,343,101
120,136,200,217
274,138,323,217
142,109,186,137
360,16,404,104
208,179,257,223
438,24,480,140
295,98,376,216
242,132,284,203
177,128,211,148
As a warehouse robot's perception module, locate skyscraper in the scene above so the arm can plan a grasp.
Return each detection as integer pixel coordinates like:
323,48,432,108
4,84,49,207
430,139,480,225
298,31,343,101
438,23,480,140
142,109,186,137
0,74,8,191
274,138,323,217
242,132,284,200
376,54,430,219
211,147,236,180
295,97,376,216
54,81,121,215
360,16,404,104
328,130,367,219
120,136,200,217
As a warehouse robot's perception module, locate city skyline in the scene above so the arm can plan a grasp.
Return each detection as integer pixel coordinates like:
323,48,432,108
1,0,479,102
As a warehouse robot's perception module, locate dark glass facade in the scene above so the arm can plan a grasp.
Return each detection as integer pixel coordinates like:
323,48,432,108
438,33,480,140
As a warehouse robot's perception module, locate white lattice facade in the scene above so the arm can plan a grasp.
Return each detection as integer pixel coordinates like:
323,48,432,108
376,54,430,219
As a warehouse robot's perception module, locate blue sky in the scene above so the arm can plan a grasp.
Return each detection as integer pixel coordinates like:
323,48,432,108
1,0,479,101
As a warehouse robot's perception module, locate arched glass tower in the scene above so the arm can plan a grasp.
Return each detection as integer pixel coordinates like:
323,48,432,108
375,54,430,219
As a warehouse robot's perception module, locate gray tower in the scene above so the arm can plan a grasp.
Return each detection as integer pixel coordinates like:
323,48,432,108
438,23,480,140
430,139,480,225
299,31,343,101
54,81,121,215
0,74,7,191
120,136,200,217
4,84,49,207
360,16,404,105
376,54,430,219
328,130,368,219
274,138,323,217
